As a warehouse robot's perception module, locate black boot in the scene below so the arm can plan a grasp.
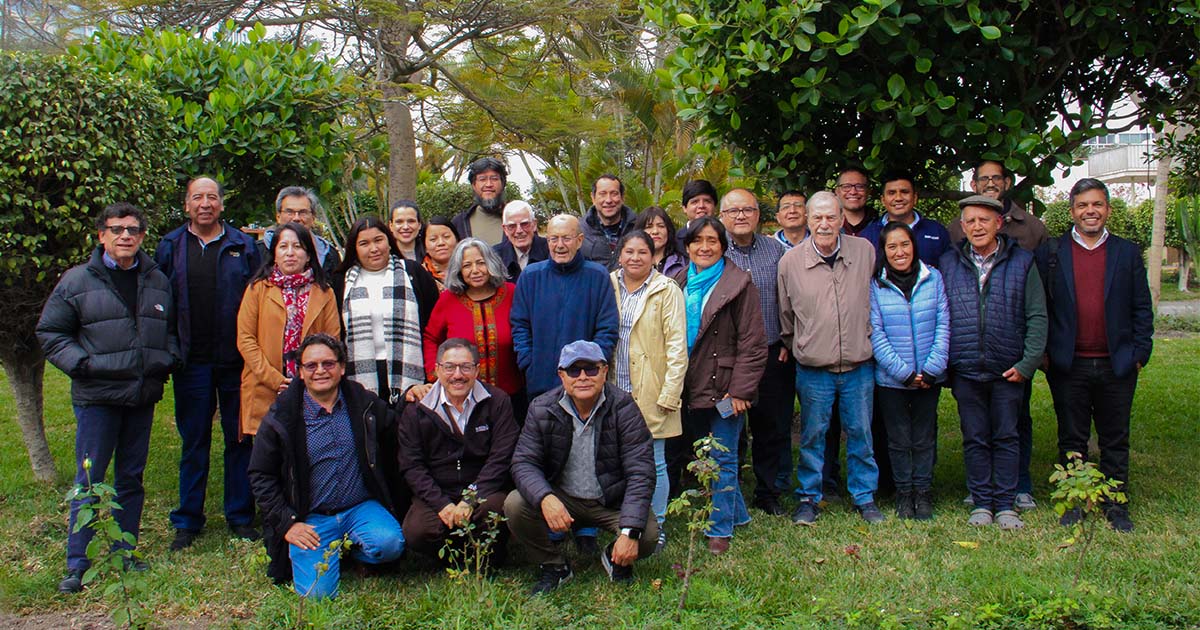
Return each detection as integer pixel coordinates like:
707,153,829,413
914,489,934,521
895,490,915,519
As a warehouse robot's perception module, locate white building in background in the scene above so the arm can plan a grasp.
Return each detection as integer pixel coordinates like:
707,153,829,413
1084,130,1158,189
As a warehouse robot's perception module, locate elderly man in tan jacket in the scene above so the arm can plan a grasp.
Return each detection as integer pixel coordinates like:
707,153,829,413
777,191,883,526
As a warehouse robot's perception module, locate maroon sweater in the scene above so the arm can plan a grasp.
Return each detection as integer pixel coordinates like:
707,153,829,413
1072,239,1109,357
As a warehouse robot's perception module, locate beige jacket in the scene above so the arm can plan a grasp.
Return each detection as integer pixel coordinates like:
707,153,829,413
778,236,875,372
608,270,687,438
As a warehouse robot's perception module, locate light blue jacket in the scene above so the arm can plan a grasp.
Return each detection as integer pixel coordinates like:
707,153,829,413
869,262,950,389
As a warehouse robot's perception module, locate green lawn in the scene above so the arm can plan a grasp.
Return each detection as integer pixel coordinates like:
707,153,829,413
1158,269,1199,302
2,339,1199,628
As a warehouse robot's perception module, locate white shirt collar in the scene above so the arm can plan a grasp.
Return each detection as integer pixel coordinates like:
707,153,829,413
1071,226,1109,250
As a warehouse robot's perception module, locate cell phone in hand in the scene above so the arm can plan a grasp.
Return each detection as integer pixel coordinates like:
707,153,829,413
716,397,735,418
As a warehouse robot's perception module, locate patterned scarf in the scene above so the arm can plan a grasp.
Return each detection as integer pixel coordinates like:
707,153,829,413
685,258,724,353
269,267,313,377
456,285,508,386
422,254,447,290
342,256,424,404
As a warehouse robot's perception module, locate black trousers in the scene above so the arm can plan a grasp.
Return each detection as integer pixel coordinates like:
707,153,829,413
876,386,941,492
1047,357,1137,491
746,343,796,502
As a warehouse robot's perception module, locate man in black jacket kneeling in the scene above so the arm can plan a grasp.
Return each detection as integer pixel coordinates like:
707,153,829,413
248,334,404,598
505,340,658,595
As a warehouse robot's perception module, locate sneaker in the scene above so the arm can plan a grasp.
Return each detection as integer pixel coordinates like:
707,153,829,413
706,536,730,555
1015,493,1037,511
600,544,634,582
123,557,149,572
229,524,262,541
855,502,886,524
967,508,993,526
962,494,975,506
170,528,200,551
1104,505,1134,533
791,500,820,525
995,510,1025,530
530,562,573,595
895,491,915,520
654,528,668,554
753,497,786,516
1059,507,1084,526
57,569,84,594
574,534,599,557
914,490,934,521
822,483,843,505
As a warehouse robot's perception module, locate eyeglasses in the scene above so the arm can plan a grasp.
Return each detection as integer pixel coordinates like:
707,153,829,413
719,207,758,217
836,183,868,193
503,220,534,231
301,360,339,373
546,235,579,244
438,362,478,374
778,201,806,211
973,175,1005,184
562,364,602,378
103,225,145,236
474,175,503,184
280,209,313,218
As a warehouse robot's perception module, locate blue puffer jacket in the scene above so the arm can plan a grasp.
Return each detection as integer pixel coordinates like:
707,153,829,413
869,262,950,389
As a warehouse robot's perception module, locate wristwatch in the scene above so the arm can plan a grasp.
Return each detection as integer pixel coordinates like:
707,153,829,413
619,527,642,540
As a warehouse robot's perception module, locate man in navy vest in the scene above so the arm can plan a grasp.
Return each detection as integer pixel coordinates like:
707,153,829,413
1037,178,1152,532
938,195,1046,531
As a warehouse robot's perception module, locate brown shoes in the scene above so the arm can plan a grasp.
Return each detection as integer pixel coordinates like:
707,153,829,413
706,536,730,555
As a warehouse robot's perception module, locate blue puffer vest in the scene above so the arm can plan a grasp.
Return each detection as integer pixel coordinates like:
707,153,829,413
938,236,1033,381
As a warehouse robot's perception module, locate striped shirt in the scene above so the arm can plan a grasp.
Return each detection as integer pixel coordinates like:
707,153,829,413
726,234,787,344
613,269,654,392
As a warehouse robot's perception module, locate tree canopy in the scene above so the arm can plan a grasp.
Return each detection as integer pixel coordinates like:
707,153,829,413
646,0,1200,199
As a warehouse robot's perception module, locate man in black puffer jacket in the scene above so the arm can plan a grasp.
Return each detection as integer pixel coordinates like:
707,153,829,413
505,340,657,595
37,203,180,594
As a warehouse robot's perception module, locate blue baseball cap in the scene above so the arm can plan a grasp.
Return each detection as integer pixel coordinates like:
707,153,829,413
557,340,606,369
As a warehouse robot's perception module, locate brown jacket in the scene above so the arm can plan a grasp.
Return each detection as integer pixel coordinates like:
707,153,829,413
948,199,1048,251
237,280,341,436
778,237,875,372
672,263,767,409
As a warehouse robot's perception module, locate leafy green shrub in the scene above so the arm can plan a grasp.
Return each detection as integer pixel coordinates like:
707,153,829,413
415,179,521,220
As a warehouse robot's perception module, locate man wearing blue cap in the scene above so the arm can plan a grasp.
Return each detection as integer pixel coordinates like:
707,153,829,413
505,340,658,595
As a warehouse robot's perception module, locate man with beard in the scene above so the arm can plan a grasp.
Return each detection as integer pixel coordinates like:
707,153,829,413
581,174,636,266
452,157,508,246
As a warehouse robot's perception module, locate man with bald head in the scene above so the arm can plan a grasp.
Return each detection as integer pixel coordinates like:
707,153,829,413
719,188,793,515
155,176,263,550
494,200,549,282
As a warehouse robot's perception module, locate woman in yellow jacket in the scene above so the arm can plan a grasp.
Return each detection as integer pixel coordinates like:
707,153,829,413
237,222,341,437
608,229,688,553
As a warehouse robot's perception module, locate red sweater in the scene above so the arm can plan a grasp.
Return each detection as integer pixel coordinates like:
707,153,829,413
1072,239,1109,357
423,283,524,394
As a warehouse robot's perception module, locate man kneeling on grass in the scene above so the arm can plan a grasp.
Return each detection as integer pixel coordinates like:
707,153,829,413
248,334,404,598
505,340,658,595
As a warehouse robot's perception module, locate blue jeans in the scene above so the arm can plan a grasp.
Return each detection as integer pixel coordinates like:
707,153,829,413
169,362,254,531
696,407,751,538
952,376,1022,512
652,438,668,524
794,363,879,506
67,404,155,571
290,500,404,598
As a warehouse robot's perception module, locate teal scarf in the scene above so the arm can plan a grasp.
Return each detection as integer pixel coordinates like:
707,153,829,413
685,258,725,353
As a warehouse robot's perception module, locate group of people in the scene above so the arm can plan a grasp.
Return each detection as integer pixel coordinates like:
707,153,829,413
37,156,1153,598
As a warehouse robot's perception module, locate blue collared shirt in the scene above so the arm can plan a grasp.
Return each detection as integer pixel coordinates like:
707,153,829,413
304,389,370,513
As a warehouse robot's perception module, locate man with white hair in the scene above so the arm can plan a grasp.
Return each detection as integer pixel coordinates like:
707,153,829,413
494,200,549,281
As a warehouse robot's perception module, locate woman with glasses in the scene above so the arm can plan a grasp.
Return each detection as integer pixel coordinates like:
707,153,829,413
609,230,687,552
337,216,440,406
669,217,766,555
633,206,687,277
422,216,460,291
237,222,341,436
421,238,525,418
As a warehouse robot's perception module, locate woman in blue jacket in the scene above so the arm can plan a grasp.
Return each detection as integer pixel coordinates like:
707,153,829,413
869,222,950,520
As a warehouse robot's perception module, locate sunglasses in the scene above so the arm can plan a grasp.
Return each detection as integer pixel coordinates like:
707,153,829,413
300,360,339,373
562,364,602,378
103,225,145,236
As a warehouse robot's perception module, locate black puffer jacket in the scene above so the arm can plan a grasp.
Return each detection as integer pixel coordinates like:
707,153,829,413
511,384,654,529
36,248,179,406
248,378,399,583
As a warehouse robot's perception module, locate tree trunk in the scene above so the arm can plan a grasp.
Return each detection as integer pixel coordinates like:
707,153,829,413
1180,251,1192,292
378,18,418,206
0,349,57,483
1149,126,1174,310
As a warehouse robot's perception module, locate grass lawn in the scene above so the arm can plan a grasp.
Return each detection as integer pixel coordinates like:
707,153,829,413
1158,269,1199,302
2,338,1199,629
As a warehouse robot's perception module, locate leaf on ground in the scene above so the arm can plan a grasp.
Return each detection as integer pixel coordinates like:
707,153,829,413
952,541,980,549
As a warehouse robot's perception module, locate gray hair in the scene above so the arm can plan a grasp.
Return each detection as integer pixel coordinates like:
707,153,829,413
275,186,320,214
503,200,536,223
808,190,841,215
437,337,481,363
444,237,508,294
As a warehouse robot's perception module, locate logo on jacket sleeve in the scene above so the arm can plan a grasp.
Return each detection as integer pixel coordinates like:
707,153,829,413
154,304,165,312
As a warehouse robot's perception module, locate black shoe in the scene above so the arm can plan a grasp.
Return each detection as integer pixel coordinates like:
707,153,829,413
1104,505,1134,533
754,497,786,516
599,543,634,583
914,490,934,521
895,491,915,520
791,500,820,525
531,562,573,595
57,569,84,594
574,534,599,556
821,483,843,504
170,528,200,551
855,501,886,524
1059,507,1084,527
230,524,262,541
123,557,150,572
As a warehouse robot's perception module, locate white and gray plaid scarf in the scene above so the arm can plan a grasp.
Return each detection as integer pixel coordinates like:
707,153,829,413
342,255,424,404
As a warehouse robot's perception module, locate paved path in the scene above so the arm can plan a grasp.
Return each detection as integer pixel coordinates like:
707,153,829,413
1159,299,1200,316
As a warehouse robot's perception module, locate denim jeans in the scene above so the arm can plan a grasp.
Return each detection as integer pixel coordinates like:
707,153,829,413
876,386,940,492
951,375,1022,512
67,404,155,571
794,363,878,506
290,499,405,598
694,407,751,538
652,438,668,524
169,362,255,531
